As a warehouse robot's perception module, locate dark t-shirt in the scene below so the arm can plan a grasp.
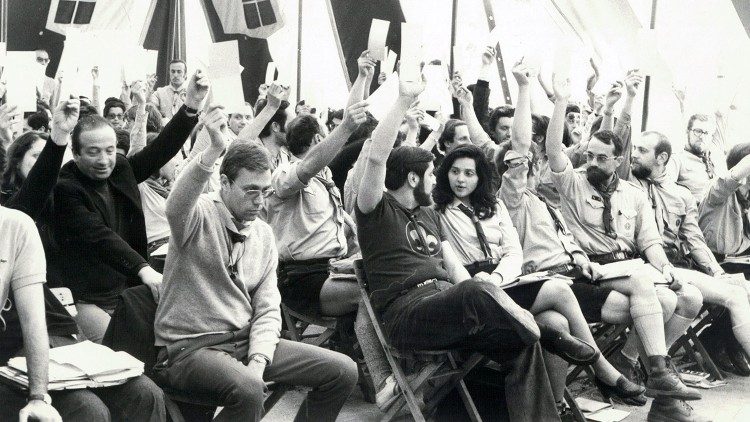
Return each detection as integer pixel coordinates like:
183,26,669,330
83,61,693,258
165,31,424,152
355,192,450,311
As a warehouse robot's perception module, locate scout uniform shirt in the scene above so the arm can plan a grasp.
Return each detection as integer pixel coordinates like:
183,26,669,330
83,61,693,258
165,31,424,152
499,153,586,274
634,176,723,275
666,147,727,205
551,161,663,257
267,158,347,261
698,172,750,256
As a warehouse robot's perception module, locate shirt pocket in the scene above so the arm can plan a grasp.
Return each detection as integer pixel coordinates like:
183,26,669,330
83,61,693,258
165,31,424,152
616,208,637,239
301,185,328,216
582,196,605,226
664,203,686,231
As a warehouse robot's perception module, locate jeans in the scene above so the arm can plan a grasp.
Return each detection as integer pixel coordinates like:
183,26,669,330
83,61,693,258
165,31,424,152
382,279,560,422
0,375,165,422
153,338,358,422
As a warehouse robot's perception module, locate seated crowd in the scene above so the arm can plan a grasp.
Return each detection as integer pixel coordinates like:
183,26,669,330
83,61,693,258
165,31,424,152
1,43,750,422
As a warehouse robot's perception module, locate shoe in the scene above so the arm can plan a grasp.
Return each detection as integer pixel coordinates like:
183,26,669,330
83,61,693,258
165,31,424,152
645,357,702,401
485,286,541,345
610,350,646,387
375,366,430,411
538,325,600,366
699,328,737,375
556,400,576,422
647,397,712,422
594,375,647,406
725,339,750,376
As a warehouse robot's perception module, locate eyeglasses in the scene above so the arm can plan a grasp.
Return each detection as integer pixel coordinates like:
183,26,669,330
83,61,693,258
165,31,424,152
691,128,710,137
107,113,124,121
584,151,614,163
240,187,275,200
36,57,50,65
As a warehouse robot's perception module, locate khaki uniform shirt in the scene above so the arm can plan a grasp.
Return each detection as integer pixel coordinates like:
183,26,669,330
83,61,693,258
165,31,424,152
438,200,523,283
500,157,585,274
267,159,347,261
698,174,750,256
635,178,723,274
666,148,727,204
551,161,662,256
149,83,187,120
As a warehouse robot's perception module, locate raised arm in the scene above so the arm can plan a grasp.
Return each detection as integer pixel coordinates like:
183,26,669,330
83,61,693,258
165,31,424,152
615,70,643,179
91,66,101,113
454,85,494,151
600,81,623,132
6,99,78,220
237,82,287,142
352,51,376,103
705,154,750,207
127,81,149,157
475,47,495,125
128,71,207,182
585,58,600,110
510,59,532,156
402,101,424,147
166,106,228,245
546,74,572,172
358,78,423,213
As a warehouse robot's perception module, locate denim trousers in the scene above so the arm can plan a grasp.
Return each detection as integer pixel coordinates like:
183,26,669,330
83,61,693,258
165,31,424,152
153,338,359,422
0,374,165,422
382,279,560,422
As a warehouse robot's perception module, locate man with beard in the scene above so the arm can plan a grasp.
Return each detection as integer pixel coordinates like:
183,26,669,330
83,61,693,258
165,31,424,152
149,60,188,120
355,74,568,422
666,114,727,204
544,74,703,412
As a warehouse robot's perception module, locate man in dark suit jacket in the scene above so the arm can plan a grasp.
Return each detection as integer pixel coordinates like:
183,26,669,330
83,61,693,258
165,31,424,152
52,71,210,343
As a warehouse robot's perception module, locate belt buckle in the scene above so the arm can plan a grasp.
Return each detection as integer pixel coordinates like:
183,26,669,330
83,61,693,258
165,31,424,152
416,278,436,289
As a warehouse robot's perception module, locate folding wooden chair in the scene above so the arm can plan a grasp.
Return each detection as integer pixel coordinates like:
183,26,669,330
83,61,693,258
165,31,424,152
668,304,725,380
353,259,486,422
49,287,77,317
566,322,630,385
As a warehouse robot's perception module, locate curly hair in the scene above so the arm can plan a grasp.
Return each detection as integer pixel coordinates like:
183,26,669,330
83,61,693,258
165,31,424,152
2,131,49,195
432,144,496,219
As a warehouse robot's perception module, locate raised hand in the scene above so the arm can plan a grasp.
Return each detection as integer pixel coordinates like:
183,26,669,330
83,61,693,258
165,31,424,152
146,73,158,91
203,105,228,149
405,101,425,129
51,98,80,144
0,104,21,132
358,50,376,78
185,70,210,111
341,100,369,132
552,73,571,100
131,80,148,107
586,57,600,92
604,81,624,110
511,58,532,86
482,46,496,66
266,82,287,108
624,70,644,98
452,85,473,106
91,66,99,82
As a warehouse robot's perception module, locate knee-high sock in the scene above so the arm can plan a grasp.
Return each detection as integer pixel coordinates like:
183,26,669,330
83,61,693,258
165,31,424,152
664,313,695,349
354,303,391,388
630,302,667,357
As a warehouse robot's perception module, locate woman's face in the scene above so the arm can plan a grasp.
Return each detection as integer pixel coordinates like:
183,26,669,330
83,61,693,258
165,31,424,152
448,157,479,199
19,138,46,180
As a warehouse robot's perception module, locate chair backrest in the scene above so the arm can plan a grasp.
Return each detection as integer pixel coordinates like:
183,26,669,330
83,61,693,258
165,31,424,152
353,259,369,291
49,287,77,317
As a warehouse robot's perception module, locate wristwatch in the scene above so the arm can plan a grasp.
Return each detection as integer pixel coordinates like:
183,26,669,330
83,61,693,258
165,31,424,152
249,354,268,365
184,105,200,115
28,393,52,405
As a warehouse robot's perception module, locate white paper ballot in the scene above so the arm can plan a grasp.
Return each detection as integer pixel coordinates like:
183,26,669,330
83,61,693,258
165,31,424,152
212,74,246,114
400,23,424,82
209,40,242,79
366,72,400,120
383,49,398,75
4,52,40,112
419,64,451,112
265,62,278,84
368,19,390,61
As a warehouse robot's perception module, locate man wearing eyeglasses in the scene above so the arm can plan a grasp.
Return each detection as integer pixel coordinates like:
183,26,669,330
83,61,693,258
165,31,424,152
666,114,727,204
154,106,358,422
545,73,703,408
35,49,58,109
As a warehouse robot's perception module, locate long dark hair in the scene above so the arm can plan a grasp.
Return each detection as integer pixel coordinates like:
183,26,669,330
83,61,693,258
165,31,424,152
433,144,496,219
1,131,49,195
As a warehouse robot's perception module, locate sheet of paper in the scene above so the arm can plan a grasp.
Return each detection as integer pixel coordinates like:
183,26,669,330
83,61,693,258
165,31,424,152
151,242,169,257
123,48,158,83
553,42,572,80
366,72,400,120
574,397,612,413
368,19,390,61
418,64,452,112
585,408,630,422
49,341,143,377
421,113,440,131
383,49,398,75
265,62,278,84
594,258,643,281
400,23,424,82
211,74,247,114
209,40,242,79
3,52,40,112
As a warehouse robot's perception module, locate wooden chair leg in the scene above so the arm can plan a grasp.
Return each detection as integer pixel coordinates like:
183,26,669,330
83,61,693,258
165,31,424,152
565,387,587,422
688,329,725,380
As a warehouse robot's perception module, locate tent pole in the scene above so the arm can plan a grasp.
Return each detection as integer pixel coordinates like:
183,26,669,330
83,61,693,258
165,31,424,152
324,0,351,90
296,0,303,104
641,0,658,130
449,0,458,76
480,0,512,105
0,0,7,43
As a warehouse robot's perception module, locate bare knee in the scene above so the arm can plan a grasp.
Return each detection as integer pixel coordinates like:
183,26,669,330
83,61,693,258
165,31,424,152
675,284,703,318
536,310,570,333
656,288,678,321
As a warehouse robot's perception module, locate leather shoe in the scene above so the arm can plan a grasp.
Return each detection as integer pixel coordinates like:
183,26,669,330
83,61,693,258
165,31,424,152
647,397,712,422
726,339,750,376
610,350,645,387
538,325,600,366
594,375,647,406
645,357,702,401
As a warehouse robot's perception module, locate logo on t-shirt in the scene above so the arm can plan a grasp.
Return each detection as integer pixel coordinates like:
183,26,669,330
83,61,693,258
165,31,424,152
405,221,441,256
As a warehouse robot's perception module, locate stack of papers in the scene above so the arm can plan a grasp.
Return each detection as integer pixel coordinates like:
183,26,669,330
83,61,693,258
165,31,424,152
593,258,643,282
499,271,572,289
0,341,143,391
574,397,630,422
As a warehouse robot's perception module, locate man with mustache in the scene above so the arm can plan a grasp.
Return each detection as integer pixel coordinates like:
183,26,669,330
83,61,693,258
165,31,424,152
544,73,704,414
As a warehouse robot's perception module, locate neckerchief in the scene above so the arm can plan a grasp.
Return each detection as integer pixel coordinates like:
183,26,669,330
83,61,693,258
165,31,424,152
144,177,171,199
686,146,715,179
456,203,492,260
591,174,620,238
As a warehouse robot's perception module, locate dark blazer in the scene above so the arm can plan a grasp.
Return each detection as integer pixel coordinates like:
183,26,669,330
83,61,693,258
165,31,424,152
53,106,198,307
